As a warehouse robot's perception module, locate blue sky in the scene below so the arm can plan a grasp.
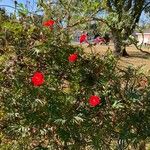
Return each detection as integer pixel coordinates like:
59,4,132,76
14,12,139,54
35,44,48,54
0,0,149,24
0,0,37,13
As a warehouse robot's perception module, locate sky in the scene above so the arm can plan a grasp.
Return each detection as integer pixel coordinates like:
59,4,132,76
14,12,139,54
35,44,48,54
0,0,150,25
0,0,37,13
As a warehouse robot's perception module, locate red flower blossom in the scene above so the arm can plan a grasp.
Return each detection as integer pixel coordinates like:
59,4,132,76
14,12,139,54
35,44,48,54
79,34,87,43
89,95,101,107
68,53,78,62
43,19,55,28
31,72,44,86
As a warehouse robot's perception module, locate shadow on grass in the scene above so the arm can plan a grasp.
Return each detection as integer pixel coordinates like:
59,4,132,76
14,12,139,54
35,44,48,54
124,49,150,59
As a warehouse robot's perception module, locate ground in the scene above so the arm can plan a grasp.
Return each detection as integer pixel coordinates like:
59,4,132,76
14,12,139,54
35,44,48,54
83,43,150,74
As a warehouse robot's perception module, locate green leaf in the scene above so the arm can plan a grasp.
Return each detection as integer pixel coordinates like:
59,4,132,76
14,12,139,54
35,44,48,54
73,116,84,124
54,119,66,125
112,100,124,109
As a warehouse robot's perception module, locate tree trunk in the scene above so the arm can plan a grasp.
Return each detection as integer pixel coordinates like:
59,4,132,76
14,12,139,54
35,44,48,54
122,48,129,57
112,32,129,57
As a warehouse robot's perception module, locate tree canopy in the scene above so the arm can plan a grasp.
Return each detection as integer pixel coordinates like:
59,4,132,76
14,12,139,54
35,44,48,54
36,0,150,55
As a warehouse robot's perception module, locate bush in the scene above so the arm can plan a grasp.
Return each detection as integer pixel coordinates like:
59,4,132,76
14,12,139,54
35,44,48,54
0,6,150,150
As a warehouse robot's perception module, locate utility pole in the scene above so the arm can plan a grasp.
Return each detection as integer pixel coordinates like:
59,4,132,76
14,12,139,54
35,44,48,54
13,0,17,15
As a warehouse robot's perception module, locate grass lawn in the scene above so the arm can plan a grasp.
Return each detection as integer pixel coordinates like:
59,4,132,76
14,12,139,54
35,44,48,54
83,43,150,74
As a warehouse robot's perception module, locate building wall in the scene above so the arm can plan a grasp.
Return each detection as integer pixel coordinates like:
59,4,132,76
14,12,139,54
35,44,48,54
137,34,150,44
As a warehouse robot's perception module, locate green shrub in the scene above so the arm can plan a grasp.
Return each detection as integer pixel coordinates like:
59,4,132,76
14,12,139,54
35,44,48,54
0,6,150,150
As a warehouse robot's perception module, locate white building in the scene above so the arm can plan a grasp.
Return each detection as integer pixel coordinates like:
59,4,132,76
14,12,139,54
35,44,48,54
135,28,150,45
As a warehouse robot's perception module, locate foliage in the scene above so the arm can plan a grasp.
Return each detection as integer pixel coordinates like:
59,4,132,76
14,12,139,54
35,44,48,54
0,1,150,149
93,0,150,55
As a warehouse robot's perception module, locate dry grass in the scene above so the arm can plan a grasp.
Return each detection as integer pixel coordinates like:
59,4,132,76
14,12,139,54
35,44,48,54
83,43,150,73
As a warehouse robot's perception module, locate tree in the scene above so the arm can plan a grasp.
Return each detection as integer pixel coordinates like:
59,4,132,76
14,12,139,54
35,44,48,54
93,0,150,56
0,8,9,21
40,0,150,56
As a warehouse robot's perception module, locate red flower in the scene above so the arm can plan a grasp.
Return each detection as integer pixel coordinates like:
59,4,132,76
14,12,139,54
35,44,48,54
43,19,55,28
31,72,44,86
89,95,101,107
79,34,87,43
68,53,78,62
